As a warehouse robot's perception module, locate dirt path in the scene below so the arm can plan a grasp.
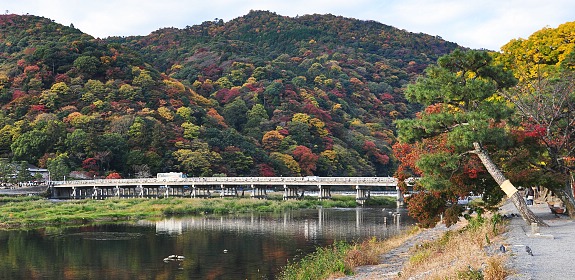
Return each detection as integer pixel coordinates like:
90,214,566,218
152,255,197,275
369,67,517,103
336,223,456,280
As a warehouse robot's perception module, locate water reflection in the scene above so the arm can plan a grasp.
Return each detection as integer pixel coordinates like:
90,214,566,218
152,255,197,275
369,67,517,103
0,207,414,280
140,207,411,242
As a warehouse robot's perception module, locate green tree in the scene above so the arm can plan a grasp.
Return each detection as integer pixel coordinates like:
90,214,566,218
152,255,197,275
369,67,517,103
96,133,128,173
16,161,33,183
11,130,50,163
47,153,71,181
173,141,221,176
244,104,269,139
222,99,248,131
221,147,254,176
133,69,155,89
73,56,100,76
64,129,92,161
0,158,15,185
395,49,545,226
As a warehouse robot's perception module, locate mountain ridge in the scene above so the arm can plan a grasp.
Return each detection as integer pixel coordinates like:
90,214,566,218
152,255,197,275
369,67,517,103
0,11,460,179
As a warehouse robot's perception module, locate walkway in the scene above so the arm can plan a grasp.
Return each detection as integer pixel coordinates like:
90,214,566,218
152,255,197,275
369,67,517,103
501,200,575,280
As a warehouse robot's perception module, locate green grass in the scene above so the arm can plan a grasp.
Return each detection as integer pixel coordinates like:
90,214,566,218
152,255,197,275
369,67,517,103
0,195,43,203
0,195,396,229
278,241,353,280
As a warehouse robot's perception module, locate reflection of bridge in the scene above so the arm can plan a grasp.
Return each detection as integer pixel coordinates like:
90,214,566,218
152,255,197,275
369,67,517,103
137,208,408,241
50,176,399,204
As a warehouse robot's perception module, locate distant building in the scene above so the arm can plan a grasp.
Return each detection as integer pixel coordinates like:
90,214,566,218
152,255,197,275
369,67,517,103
10,164,49,181
26,164,49,180
157,172,186,179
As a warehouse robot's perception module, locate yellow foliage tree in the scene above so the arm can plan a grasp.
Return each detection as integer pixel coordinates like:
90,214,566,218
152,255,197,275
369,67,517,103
270,152,301,175
497,21,575,81
157,106,174,121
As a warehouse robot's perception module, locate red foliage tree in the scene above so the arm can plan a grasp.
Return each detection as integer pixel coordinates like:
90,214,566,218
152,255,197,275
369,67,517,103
292,145,318,176
82,158,99,172
362,140,390,165
258,163,275,177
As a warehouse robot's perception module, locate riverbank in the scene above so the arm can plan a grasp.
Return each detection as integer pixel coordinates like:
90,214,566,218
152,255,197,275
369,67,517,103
0,195,396,229
326,199,575,280
324,211,506,279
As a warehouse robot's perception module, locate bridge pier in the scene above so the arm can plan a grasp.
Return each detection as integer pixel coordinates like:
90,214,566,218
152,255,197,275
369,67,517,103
165,185,170,198
355,185,370,205
250,184,267,199
191,184,211,198
220,184,238,197
317,185,331,200
283,185,300,200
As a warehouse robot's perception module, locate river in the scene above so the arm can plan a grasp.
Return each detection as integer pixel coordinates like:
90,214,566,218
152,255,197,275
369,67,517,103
0,207,414,279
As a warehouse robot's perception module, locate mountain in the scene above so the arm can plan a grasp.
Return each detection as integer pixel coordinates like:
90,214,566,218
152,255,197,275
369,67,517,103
0,11,460,179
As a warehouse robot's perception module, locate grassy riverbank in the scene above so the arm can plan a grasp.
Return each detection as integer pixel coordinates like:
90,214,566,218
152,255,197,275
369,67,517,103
278,227,421,280
399,213,509,279
0,194,395,229
278,212,510,280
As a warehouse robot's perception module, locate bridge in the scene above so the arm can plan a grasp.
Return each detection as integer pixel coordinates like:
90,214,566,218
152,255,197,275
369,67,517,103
50,176,400,204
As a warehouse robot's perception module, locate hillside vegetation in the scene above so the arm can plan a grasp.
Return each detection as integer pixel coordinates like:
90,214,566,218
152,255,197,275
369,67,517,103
0,11,459,179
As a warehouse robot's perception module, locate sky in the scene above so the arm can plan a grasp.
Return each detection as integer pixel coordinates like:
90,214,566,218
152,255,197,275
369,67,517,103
4,0,575,51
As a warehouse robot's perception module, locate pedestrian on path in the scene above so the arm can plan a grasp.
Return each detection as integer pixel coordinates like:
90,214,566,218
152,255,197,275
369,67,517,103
526,187,534,205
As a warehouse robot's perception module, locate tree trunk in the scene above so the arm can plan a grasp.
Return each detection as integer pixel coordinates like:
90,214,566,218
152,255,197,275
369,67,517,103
472,142,548,227
556,180,575,219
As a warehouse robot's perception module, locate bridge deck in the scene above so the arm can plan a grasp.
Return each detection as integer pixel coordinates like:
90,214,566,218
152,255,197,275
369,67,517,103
51,176,398,188
49,177,400,204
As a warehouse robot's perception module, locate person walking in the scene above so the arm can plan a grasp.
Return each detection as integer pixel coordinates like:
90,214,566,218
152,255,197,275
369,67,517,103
526,187,535,205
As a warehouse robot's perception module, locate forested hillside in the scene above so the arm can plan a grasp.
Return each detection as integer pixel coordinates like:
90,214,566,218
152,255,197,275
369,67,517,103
0,11,459,180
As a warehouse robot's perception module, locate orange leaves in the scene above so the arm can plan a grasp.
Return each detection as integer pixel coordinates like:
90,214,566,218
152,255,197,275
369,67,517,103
105,172,122,179
262,130,284,151
424,104,443,114
392,142,422,180
206,108,228,128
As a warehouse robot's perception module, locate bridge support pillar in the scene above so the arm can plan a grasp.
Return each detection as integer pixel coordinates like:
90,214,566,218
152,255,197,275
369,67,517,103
283,185,300,200
251,184,267,199
92,186,98,199
356,185,370,205
318,185,331,200
221,184,238,197
191,185,211,198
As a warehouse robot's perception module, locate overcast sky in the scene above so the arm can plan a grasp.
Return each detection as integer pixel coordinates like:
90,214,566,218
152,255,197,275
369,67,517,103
4,0,574,50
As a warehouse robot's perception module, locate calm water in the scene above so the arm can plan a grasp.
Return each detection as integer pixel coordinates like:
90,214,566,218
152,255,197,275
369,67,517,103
0,207,414,280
